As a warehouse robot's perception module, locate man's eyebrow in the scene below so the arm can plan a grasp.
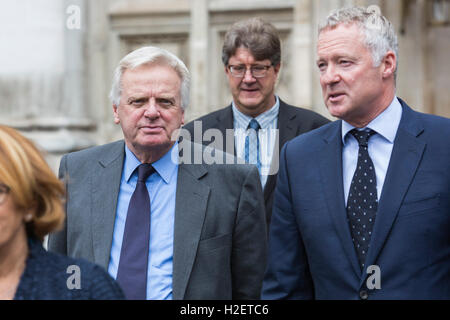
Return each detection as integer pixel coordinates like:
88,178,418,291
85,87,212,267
156,94,176,101
127,96,147,103
316,54,356,63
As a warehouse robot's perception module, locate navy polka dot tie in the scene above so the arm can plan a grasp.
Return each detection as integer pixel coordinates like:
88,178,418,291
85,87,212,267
346,129,378,270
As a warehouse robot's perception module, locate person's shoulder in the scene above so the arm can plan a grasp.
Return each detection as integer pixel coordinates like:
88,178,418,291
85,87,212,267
38,245,124,299
60,141,125,173
184,105,231,131
400,100,450,137
291,120,337,143
279,99,330,125
64,140,124,161
194,105,231,122
180,140,242,167
284,120,338,155
19,239,124,300
414,112,450,150
415,110,450,131
180,141,257,179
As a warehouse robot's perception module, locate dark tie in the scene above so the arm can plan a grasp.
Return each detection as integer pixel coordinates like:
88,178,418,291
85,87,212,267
116,163,155,300
346,129,378,270
245,119,261,171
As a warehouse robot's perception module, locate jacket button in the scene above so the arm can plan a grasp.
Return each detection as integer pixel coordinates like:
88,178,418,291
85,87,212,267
359,290,369,300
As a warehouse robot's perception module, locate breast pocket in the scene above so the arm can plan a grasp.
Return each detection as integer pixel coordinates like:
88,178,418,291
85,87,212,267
397,194,441,219
198,233,232,252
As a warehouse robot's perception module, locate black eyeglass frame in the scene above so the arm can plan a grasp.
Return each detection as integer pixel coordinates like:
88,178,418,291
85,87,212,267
227,64,274,78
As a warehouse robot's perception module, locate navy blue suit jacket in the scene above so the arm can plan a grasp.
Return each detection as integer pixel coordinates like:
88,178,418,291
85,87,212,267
262,99,450,299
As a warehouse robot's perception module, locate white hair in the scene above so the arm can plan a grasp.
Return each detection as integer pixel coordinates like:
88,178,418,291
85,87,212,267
109,46,190,110
319,6,398,75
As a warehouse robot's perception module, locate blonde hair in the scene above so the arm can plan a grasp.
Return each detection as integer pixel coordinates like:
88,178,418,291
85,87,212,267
0,125,65,242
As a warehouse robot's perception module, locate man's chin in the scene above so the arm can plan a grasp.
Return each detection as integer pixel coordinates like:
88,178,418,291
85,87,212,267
326,102,348,119
134,137,173,150
237,98,265,110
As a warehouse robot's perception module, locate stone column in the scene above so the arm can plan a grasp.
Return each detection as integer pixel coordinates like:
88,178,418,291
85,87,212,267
395,0,428,113
189,0,209,121
292,0,314,110
38,0,96,170
0,0,96,172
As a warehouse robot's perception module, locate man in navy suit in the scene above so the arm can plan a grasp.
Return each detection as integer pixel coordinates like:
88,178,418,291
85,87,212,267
263,6,450,299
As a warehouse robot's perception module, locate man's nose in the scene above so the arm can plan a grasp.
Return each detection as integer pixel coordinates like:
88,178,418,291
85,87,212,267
143,100,160,118
242,68,256,83
321,64,340,85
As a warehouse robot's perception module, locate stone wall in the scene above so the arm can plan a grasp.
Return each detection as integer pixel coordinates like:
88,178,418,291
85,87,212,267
0,0,449,170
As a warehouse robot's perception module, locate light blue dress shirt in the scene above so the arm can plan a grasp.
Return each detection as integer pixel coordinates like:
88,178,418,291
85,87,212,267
108,142,178,300
232,95,279,187
342,97,403,205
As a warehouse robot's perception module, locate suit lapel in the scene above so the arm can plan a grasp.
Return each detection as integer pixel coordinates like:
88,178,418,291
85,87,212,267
215,105,235,156
216,104,234,132
172,158,210,300
319,122,362,278
277,100,298,150
361,102,425,283
264,101,297,199
91,141,125,269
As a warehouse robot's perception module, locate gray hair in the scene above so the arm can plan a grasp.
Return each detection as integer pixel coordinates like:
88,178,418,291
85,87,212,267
109,46,190,110
222,17,281,67
319,6,398,74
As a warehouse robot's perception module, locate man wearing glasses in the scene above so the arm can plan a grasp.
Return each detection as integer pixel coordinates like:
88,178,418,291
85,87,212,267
184,17,329,227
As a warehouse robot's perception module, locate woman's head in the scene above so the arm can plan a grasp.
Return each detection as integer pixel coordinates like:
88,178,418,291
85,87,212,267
0,125,65,242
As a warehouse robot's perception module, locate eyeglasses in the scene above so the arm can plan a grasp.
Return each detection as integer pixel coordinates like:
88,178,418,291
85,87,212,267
228,64,273,78
0,184,10,205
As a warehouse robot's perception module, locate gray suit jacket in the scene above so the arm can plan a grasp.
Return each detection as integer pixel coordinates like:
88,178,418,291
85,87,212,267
48,140,267,300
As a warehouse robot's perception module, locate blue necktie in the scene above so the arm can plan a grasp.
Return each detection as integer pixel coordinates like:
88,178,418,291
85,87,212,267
245,119,261,172
116,163,155,300
346,129,378,270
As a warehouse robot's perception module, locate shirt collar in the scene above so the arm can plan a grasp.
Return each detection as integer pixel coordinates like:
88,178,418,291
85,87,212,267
232,95,279,129
342,96,403,145
124,142,178,184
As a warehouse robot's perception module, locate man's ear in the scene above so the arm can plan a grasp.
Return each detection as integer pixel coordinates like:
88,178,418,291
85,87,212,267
273,63,281,77
113,104,120,124
382,51,396,79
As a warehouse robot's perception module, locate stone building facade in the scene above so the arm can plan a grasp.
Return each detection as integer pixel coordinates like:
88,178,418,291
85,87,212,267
0,0,449,170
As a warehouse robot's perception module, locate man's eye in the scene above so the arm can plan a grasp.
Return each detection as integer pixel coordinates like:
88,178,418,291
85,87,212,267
131,99,145,106
233,66,245,72
339,60,351,66
252,66,266,72
317,63,326,70
158,99,173,107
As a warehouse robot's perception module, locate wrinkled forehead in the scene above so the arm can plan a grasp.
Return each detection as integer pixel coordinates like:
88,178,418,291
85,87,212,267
121,65,181,97
123,63,180,84
121,61,181,85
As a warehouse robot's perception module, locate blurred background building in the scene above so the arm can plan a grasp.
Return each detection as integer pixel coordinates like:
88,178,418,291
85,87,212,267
0,0,449,170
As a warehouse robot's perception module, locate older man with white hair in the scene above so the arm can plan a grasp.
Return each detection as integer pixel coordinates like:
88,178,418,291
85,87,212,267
49,46,267,300
263,6,450,300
